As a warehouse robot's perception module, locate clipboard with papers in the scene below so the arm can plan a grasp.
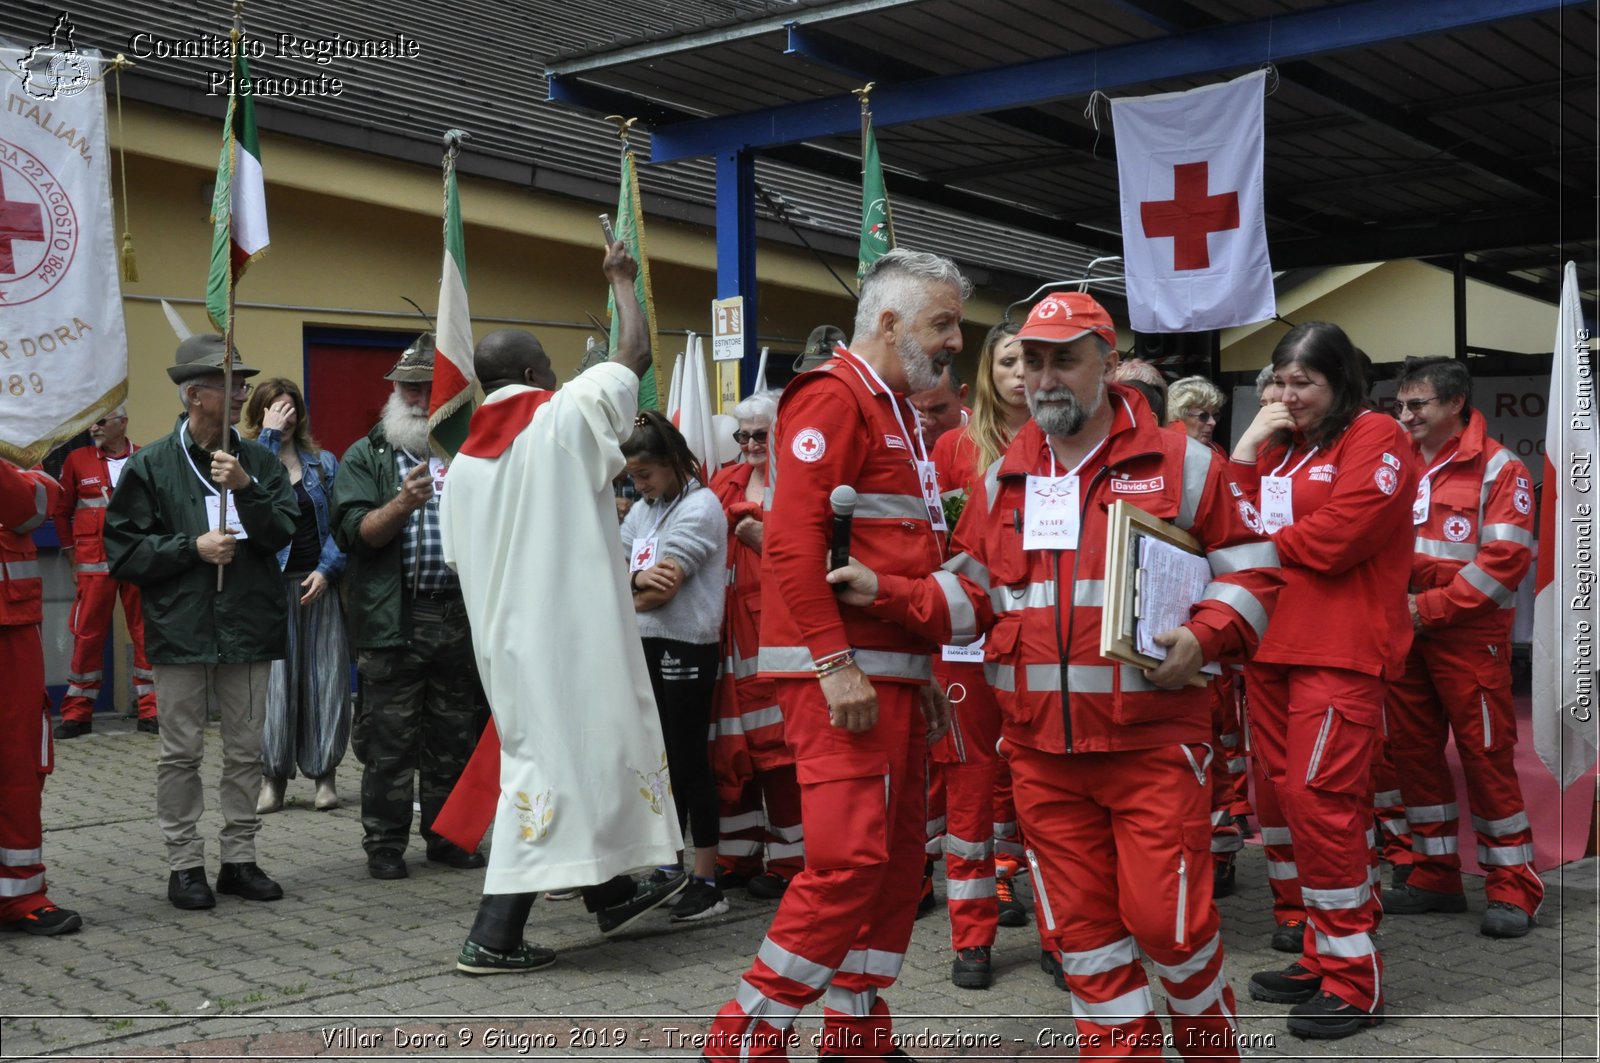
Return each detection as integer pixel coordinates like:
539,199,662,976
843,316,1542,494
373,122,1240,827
1100,500,1219,688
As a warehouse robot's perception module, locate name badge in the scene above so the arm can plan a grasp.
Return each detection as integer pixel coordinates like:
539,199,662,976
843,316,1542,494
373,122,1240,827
629,535,659,573
917,459,947,532
1023,474,1081,550
429,457,448,497
204,495,249,540
1413,478,1431,526
1260,474,1294,535
941,633,986,663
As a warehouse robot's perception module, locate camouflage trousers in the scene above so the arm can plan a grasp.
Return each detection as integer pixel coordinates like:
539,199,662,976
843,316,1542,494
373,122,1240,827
352,595,478,854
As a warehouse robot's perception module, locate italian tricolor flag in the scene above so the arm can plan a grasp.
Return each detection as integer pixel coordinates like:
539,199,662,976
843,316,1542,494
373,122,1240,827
206,49,269,332
428,160,475,457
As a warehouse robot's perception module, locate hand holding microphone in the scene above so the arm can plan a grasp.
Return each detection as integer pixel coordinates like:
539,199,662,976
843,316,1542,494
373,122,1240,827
829,485,856,571
825,485,881,605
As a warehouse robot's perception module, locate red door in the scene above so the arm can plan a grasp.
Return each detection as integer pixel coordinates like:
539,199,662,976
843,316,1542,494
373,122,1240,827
305,340,406,459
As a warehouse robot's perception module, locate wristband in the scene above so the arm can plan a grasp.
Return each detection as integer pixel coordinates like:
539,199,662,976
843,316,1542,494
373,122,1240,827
814,649,856,677
630,570,642,593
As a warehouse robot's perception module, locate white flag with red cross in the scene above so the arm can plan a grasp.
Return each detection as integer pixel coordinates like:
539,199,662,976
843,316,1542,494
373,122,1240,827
1111,69,1275,334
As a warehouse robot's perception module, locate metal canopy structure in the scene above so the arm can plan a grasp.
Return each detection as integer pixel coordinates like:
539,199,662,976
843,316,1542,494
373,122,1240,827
546,0,1597,373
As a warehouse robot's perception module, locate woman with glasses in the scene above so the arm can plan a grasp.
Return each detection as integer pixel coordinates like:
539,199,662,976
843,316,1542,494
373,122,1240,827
1236,322,1418,1040
1166,376,1226,449
240,379,350,815
707,391,805,899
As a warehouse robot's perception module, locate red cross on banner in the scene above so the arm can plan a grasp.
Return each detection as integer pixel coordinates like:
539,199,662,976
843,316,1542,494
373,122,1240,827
0,169,47,275
1139,161,1239,271
1111,70,1275,333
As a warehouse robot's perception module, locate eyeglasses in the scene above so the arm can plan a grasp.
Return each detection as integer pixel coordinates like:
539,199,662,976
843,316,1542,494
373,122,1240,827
194,382,254,396
1395,397,1440,414
1182,409,1218,422
732,430,769,445
92,415,127,427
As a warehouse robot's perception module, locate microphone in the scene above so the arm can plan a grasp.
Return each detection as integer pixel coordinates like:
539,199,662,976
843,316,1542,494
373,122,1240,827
829,485,858,572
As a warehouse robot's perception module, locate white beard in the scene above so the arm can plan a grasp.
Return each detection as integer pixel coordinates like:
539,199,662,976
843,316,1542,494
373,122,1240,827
1029,384,1103,438
897,332,943,394
381,392,431,454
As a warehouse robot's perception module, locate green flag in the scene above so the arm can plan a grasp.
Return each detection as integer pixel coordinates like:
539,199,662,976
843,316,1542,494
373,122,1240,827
606,148,663,410
428,148,475,458
206,47,268,333
858,112,894,280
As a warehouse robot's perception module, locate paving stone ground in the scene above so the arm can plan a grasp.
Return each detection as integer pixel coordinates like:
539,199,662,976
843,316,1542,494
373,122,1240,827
2,716,1595,1061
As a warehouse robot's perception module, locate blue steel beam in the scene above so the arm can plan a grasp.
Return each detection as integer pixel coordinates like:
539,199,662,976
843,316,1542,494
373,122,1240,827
715,149,761,394
650,0,1587,163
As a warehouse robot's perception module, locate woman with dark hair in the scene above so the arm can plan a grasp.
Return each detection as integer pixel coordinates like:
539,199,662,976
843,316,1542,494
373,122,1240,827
620,411,729,922
1236,323,1417,1040
240,378,350,814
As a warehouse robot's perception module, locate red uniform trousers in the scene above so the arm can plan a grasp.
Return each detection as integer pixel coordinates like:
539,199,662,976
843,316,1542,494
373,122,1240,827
1208,676,1244,867
1244,663,1306,929
1248,663,1385,1013
0,626,57,920
1386,632,1543,914
1220,675,1251,819
1009,743,1240,1061
58,574,156,723
718,768,806,882
935,659,1000,950
707,680,926,1060
1370,725,1416,872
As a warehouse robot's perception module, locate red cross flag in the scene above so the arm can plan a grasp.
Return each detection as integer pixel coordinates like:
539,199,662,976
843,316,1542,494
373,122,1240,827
1111,69,1275,334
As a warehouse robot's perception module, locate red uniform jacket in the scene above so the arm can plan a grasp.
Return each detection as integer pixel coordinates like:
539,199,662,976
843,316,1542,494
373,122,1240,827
1233,410,1419,678
52,442,138,573
1409,412,1533,636
873,385,1282,755
1,464,62,627
759,346,945,683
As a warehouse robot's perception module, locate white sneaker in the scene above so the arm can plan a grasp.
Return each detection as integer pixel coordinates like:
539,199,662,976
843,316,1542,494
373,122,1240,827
256,777,285,815
314,773,339,811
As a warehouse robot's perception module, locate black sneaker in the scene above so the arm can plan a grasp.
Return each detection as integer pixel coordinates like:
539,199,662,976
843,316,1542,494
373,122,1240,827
596,874,686,935
1,904,83,936
426,842,487,870
951,945,992,989
716,868,756,891
1382,882,1467,915
1271,918,1306,953
671,878,729,922
1040,949,1067,991
1248,961,1321,1004
136,717,160,734
216,861,284,901
995,873,1030,927
168,867,216,910
367,848,408,880
456,938,557,975
1286,991,1384,1039
746,871,790,900
53,719,91,739
1390,862,1413,888
1481,900,1535,938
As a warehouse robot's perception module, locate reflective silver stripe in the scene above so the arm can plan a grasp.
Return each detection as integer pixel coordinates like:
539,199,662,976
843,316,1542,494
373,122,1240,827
1023,663,1158,693
721,811,764,833
944,550,990,588
1165,972,1228,1016
1070,985,1155,1025
0,846,42,865
1480,450,1514,522
924,836,943,855
947,876,996,900
1407,802,1458,824
768,840,806,860
1315,929,1377,959
926,815,947,836
2,560,41,580
1302,884,1372,910
1479,843,1536,866
993,819,1018,838
1259,826,1293,846
770,822,804,843
735,979,801,1027
838,947,904,980
1207,540,1279,576
68,670,104,683
76,496,110,509
75,561,111,574
718,839,762,856
1151,931,1219,985
1176,436,1212,531
1460,563,1516,606
132,682,155,694
1379,816,1411,834
756,937,833,990
990,579,1055,613
740,705,784,731
758,646,931,681
1413,834,1459,856
981,457,1003,510
986,661,1015,692
1481,523,1534,547
12,482,48,533
1226,757,1246,774
1266,860,1300,880
945,834,993,861
1373,789,1403,807
822,985,877,1017
1211,834,1244,855
1472,811,1531,836
1026,848,1056,931
720,716,745,736
1074,579,1105,607
934,570,977,644
132,668,155,679
0,872,45,896
1415,538,1477,562
1059,936,1139,977
1201,580,1269,641
855,492,931,522
1219,731,1240,744
729,650,760,680
1305,707,1335,785
65,685,95,698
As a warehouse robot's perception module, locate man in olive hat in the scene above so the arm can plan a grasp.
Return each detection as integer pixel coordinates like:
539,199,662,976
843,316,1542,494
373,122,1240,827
792,324,846,374
330,333,484,881
105,334,298,910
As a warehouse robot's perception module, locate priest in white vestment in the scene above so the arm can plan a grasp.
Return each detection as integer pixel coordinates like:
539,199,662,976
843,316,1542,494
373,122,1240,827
437,245,686,975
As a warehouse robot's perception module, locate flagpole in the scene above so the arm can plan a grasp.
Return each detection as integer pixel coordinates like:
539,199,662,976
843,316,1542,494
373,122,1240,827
853,83,874,179
216,0,245,592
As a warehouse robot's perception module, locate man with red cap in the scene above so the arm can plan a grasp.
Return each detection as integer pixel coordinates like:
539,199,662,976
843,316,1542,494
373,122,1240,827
828,290,1281,1061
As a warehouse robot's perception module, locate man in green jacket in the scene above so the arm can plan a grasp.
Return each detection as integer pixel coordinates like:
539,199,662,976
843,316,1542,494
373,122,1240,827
105,335,297,911
329,337,482,881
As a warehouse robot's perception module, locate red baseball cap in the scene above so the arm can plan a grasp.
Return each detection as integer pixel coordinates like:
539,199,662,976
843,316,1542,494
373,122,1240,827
1016,292,1118,351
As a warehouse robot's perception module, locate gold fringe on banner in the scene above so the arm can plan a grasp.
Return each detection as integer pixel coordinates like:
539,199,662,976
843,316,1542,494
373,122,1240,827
112,54,138,282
